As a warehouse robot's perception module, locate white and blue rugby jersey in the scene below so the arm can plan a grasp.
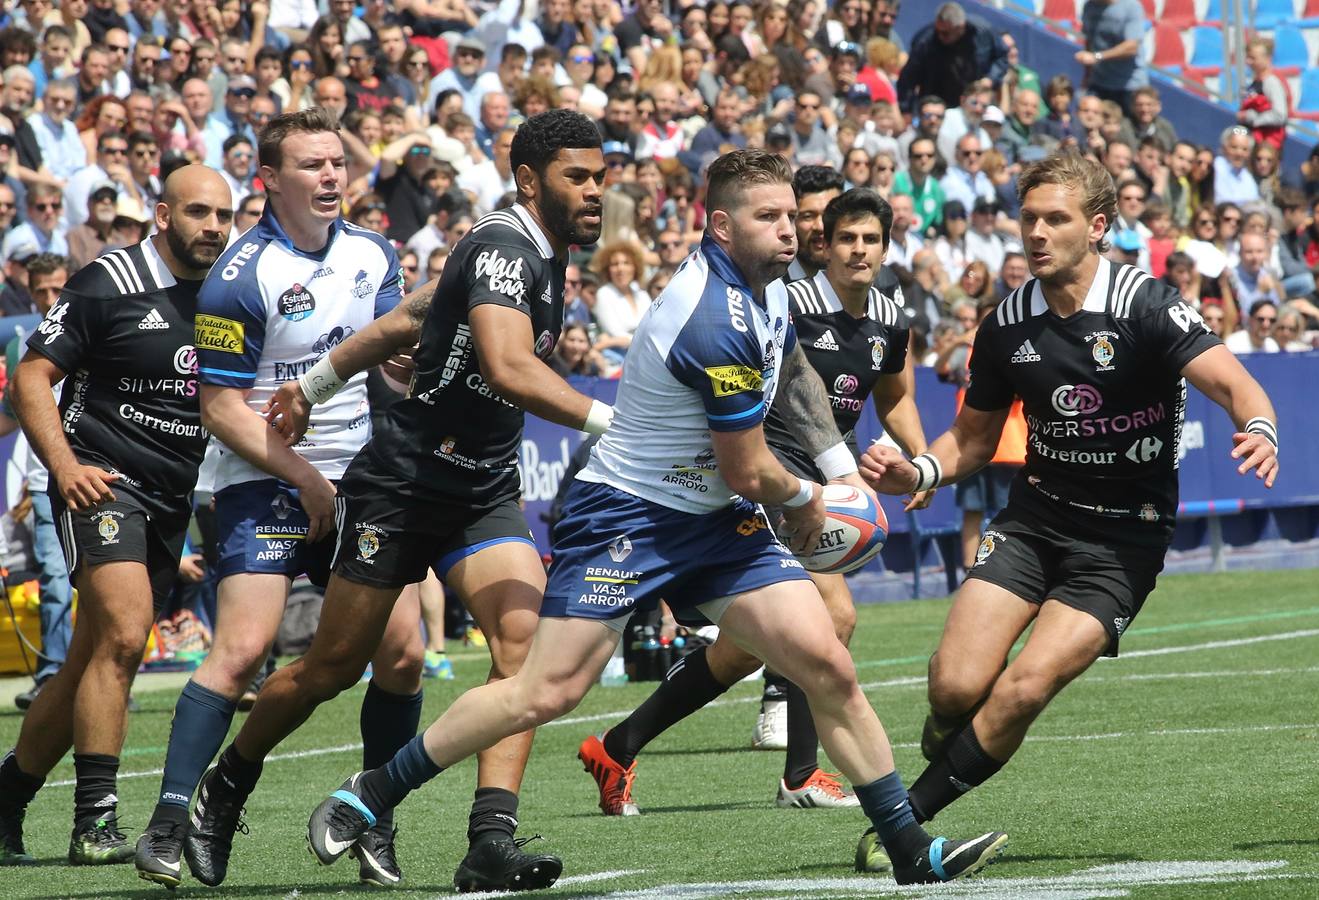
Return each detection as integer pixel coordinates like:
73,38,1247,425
578,236,796,514
195,209,403,490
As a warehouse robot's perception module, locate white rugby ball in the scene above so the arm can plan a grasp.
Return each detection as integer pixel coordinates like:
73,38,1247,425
797,483,890,575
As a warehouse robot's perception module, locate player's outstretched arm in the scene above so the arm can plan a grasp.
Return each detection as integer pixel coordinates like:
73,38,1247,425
201,385,339,540
11,352,118,510
860,404,1009,496
1181,344,1279,488
264,279,439,442
469,303,612,433
711,423,826,555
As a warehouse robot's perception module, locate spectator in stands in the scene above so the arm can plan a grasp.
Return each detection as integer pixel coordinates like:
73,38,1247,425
75,94,127,162
946,260,994,306
29,78,84,181
789,91,838,168
220,134,255,208
617,0,677,74
1199,298,1227,337
1215,201,1243,265
1239,36,1288,152
1277,189,1318,298
1132,136,1169,203
312,75,348,120
549,322,609,377
66,180,121,269
271,44,316,113
129,34,162,91
1226,298,1280,354
0,181,17,235
994,249,1028,296
896,94,946,166
429,36,500,120
74,43,111,106
456,125,516,216
897,2,1008,113
933,199,970,276
940,133,995,211
1164,140,1197,230
1036,74,1080,149
64,129,135,227
220,75,260,149
1214,125,1259,206
865,150,896,197
964,197,1006,272
475,91,511,158
1232,232,1283,314
886,192,923,272
344,40,401,112
29,25,73,98
3,184,68,261
686,89,746,172
1076,0,1147,114
348,192,388,234
0,136,27,225
894,137,945,236
1250,142,1282,210
591,238,650,362
378,133,438,241
1116,86,1176,154
235,191,265,235
179,77,225,168
1101,139,1133,183
0,235,38,315
938,78,991,167
996,87,1039,165
1274,303,1315,351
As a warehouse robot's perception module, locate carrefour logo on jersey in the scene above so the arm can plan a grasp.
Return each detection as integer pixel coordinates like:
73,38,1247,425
705,364,763,397
474,249,527,304
279,284,316,321
195,315,244,354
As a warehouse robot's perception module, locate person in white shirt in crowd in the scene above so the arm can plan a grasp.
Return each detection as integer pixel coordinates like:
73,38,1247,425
219,134,256,208
940,133,994,211
1273,304,1313,352
102,28,133,97
937,79,991,167
932,199,969,277
963,197,1007,272
1214,125,1260,207
63,129,139,227
1225,298,1280,354
638,81,685,160
431,35,504,120
2,184,69,262
1231,231,1282,314
564,42,607,117
590,237,650,363
457,125,517,216
29,79,85,182
886,192,924,271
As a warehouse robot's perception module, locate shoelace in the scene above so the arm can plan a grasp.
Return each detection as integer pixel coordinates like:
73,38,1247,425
512,834,544,850
94,816,129,843
328,801,368,836
811,771,849,798
614,766,637,801
370,827,399,870
208,790,251,837
147,821,186,853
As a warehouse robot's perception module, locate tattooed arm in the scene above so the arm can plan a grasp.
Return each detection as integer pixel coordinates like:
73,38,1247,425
779,343,846,457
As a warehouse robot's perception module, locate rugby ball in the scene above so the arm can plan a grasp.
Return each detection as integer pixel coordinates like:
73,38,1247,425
798,483,889,575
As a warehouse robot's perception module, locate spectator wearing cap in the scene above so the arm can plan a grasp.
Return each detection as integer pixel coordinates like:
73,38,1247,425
429,36,503,121
63,128,138,227
3,185,69,263
600,140,635,188
378,132,439,241
0,236,39,315
765,122,794,164
965,198,1007,272
897,2,1009,113
475,91,511,159
29,78,85,181
1076,0,1148,115
940,132,995,212
933,199,971,278
842,83,873,125
221,74,260,150
457,125,516,217
790,91,840,169
937,79,991,169
829,40,863,100
894,136,945,235
1214,125,1260,207
1105,227,1143,267
66,179,124,269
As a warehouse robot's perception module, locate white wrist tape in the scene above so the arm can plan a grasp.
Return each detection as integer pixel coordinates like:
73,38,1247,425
1245,416,1279,453
298,356,346,405
814,442,858,480
583,399,614,435
911,452,943,493
781,477,815,509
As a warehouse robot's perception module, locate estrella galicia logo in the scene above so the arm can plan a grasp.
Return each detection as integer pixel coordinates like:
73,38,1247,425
312,325,355,356
278,283,316,321
351,269,375,299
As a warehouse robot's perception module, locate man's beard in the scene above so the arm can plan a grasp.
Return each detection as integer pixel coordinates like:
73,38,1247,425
165,226,223,271
540,179,601,247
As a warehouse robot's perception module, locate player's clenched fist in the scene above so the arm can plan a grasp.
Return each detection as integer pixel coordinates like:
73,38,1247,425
859,444,919,496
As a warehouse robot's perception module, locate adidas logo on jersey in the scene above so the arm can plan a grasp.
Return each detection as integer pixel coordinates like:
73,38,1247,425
1011,339,1040,363
540,283,553,304
137,308,170,330
812,330,840,351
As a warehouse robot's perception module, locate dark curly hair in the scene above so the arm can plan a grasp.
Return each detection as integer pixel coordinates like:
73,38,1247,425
792,164,846,200
510,109,602,199
823,188,893,246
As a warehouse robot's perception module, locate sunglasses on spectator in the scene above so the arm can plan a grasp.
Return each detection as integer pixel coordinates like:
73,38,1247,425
0,202,14,210
108,43,129,52
402,263,418,272
660,240,682,249
566,278,581,286
229,150,253,159
1220,214,1241,224
33,201,62,211
798,101,820,110
405,59,428,68
349,54,370,63
960,149,982,157
196,53,216,63
408,146,431,156
133,148,158,157
571,54,595,64
922,111,944,120
291,60,313,70
873,164,893,172
229,87,257,98
1254,314,1276,324
606,159,628,169
101,145,128,156
47,96,73,107
910,150,934,159
455,48,483,58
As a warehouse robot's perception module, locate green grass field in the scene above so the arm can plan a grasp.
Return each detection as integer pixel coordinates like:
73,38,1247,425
2,568,1318,899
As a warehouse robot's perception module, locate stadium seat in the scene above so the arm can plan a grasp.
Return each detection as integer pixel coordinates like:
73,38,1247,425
1293,67,1319,120
1202,0,1223,25
1272,24,1308,75
1253,0,1298,29
1161,0,1199,27
1152,23,1188,71
1187,26,1225,74
1300,0,1319,25
1139,0,1157,19
1041,0,1078,29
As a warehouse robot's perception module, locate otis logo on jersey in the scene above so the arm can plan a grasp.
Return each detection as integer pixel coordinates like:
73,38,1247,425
1051,384,1103,417
474,249,527,304
195,315,244,354
221,241,259,281
705,364,763,397
279,284,316,322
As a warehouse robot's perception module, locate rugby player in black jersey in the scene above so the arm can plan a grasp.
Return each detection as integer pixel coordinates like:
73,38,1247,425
206,109,608,893
576,188,934,821
857,152,1279,867
0,167,233,866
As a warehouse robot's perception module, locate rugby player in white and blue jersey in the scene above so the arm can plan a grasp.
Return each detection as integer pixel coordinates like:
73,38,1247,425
134,109,425,891
303,149,1008,886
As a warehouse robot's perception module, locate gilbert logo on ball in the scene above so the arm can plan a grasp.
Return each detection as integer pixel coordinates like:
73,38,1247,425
798,483,889,575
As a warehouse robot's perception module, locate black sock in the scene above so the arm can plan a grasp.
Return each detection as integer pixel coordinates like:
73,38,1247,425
907,723,1005,823
73,753,119,828
602,646,731,768
148,802,189,830
359,681,423,831
782,681,820,789
0,750,45,813
467,787,518,846
762,668,788,701
855,771,931,862
215,743,263,795
359,734,442,817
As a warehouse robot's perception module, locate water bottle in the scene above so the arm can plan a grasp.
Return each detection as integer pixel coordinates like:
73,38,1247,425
640,626,661,681
656,636,673,678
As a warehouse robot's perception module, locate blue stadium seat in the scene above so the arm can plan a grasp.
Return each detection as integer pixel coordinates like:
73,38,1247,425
1273,24,1309,74
1203,0,1223,24
1188,26,1225,72
1254,0,1298,29
1294,67,1319,119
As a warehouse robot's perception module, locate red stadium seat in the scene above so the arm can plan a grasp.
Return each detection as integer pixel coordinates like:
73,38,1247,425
1151,23,1188,70
1161,0,1199,27
1041,0,1078,29
1139,0,1158,18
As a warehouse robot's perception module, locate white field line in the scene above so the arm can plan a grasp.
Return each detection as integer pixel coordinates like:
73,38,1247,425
43,628,1319,787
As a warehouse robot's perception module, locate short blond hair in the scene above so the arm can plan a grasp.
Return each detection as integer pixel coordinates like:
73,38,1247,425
1017,152,1118,252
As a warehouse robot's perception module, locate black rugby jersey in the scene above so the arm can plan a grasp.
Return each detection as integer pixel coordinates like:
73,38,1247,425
366,203,565,504
965,257,1220,545
764,269,909,471
26,240,208,501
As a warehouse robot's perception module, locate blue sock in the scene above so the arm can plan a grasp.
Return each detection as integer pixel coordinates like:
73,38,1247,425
855,770,931,861
151,681,237,824
359,681,423,829
358,734,442,818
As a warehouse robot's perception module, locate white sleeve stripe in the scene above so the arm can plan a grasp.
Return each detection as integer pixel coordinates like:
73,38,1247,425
110,249,145,293
94,255,129,294
1111,265,1133,316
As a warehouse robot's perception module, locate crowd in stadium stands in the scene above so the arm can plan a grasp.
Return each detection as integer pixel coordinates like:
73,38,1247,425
0,0,1313,381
